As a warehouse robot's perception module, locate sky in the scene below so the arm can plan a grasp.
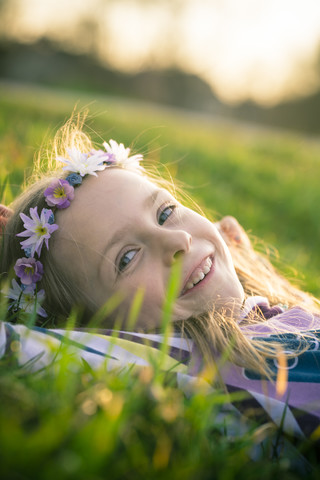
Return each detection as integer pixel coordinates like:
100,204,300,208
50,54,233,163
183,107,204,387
3,0,320,105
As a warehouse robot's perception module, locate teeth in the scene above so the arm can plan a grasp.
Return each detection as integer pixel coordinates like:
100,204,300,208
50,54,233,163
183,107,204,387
184,257,213,292
193,271,205,284
205,258,212,268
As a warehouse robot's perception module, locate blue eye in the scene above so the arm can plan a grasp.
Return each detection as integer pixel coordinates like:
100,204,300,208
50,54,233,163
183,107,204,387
118,249,137,272
158,205,175,225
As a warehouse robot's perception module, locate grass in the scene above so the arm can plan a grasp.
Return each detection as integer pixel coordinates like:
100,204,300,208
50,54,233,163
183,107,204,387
0,82,320,479
0,349,307,480
1,82,319,295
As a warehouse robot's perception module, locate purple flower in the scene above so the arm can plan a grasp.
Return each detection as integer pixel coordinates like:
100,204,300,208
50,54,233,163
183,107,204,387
89,149,116,165
16,207,59,257
4,279,47,317
66,173,82,187
104,153,117,165
14,257,44,285
44,179,74,209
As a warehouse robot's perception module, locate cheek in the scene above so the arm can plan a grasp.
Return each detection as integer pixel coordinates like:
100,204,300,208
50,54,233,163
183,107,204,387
187,211,224,249
124,272,166,308
185,209,209,229
116,277,167,330
103,267,166,323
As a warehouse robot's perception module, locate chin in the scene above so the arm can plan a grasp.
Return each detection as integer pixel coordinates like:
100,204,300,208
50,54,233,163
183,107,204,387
174,286,244,321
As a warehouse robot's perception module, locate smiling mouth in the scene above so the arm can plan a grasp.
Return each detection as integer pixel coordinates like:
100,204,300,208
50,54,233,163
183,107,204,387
181,256,214,296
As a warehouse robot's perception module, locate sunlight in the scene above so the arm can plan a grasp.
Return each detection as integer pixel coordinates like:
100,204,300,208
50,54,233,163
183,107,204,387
5,0,320,104
100,2,173,71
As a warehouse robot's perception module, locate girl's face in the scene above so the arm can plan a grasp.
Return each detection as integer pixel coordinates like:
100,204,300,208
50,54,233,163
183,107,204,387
54,168,244,328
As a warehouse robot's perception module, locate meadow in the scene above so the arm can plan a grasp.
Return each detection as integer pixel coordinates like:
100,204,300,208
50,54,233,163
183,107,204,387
0,82,319,479
1,82,319,296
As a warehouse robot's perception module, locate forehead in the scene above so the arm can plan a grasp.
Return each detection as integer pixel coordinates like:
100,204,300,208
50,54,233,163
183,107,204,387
55,168,158,241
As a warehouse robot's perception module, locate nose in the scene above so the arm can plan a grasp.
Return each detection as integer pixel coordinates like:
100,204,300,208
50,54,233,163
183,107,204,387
157,229,192,266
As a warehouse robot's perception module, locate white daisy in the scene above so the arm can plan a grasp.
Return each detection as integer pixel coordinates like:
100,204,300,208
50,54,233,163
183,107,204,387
103,140,143,169
57,148,107,177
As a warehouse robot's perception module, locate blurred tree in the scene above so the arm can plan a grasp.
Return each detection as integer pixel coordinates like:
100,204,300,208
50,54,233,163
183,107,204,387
0,0,18,40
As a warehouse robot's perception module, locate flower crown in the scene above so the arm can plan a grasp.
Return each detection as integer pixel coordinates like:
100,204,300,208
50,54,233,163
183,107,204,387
5,140,143,318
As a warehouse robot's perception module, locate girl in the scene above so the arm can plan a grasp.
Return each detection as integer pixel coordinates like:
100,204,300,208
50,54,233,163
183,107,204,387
1,116,320,451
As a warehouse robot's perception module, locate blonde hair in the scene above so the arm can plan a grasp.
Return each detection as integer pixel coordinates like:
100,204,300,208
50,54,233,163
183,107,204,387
1,113,319,376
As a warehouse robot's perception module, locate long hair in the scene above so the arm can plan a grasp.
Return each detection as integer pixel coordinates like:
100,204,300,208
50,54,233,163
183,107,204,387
1,114,94,320
181,227,320,377
1,113,319,375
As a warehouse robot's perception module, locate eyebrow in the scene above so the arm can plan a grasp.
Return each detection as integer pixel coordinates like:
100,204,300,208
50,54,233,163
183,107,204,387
100,188,163,269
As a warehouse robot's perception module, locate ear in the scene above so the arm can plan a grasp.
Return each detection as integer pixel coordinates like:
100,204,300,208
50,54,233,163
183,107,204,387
216,216,251,248
0,204,13,234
